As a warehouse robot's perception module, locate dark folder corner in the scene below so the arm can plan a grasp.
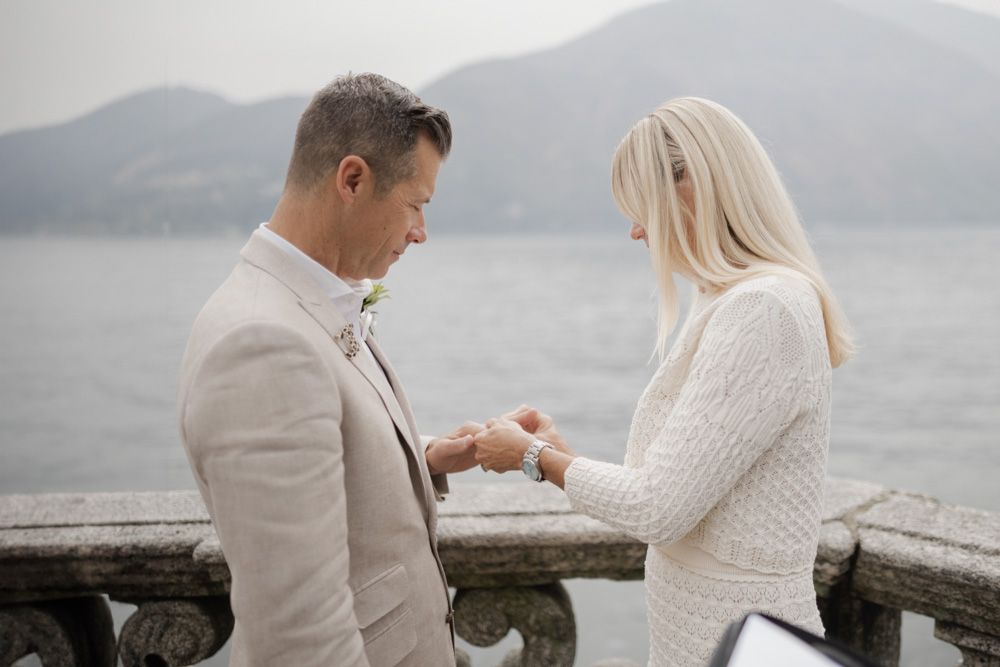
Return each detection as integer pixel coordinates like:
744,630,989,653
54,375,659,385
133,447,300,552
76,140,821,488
709,613,882,667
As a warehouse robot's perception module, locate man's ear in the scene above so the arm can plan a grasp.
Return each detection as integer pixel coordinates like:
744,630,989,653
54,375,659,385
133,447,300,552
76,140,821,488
335,155,370,203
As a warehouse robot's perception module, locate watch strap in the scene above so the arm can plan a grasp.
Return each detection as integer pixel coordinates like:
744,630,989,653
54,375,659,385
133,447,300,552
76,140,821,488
524,440,554,482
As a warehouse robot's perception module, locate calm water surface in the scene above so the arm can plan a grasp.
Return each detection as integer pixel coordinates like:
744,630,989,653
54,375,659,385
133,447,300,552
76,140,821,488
2,227,997,666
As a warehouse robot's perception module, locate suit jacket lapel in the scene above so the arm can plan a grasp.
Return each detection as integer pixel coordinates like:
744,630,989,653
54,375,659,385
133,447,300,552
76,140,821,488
367,337,437,515
240,231,423,471
366,337,427,461
298,300,418,453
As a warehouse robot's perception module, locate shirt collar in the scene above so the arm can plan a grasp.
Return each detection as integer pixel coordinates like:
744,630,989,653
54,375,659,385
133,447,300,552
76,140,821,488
257,222,370,338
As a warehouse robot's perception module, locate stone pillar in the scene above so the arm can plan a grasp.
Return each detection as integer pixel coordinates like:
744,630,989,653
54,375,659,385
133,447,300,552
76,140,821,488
935,621,1000,667
453,583,576,667
117,596,233,667
0,596,116,667
819,581,901,667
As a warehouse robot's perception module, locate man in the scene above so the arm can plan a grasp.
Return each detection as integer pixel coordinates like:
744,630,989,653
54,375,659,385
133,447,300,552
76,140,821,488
177,73,479,665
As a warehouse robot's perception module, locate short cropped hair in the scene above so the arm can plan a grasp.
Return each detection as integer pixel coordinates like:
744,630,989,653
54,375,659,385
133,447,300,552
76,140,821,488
285,73,452,196
612,97,854,368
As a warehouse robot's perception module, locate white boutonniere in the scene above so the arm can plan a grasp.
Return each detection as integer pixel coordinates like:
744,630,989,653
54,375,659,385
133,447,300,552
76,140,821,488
360,280,390,340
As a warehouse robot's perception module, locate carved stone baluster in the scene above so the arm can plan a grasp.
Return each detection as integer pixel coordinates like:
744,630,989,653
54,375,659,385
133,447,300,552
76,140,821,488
116,596,233,667
935,621,1000,667
453,583,576,667
0,596,116,667
818,581,901,667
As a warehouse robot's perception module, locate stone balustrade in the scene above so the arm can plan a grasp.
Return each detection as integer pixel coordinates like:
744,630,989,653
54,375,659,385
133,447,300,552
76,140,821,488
1,477,998,667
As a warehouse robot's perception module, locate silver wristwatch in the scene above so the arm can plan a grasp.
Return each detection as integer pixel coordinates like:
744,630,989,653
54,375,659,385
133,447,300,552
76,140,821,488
521,440,553,482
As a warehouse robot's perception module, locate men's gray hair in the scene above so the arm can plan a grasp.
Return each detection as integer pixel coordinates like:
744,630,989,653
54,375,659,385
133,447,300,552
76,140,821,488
285,72,452,196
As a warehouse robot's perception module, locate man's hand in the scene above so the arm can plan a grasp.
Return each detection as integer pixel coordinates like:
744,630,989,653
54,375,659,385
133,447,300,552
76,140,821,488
502,405,574,455
425,421,485,475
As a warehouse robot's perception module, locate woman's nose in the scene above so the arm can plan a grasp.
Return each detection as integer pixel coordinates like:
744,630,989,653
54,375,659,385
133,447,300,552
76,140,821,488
629,221,645,242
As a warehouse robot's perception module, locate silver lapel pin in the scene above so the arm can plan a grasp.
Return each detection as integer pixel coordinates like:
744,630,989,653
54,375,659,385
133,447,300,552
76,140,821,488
336,323,360,360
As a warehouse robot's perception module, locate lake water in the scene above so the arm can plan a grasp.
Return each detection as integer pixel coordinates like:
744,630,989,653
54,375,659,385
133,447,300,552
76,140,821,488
2,227,998,666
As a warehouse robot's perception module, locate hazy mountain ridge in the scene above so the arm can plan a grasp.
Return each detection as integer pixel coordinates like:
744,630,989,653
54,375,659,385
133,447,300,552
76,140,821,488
830,0,1000,77
421,0,1000,232
2,0,998,235
0,88,308,233
0,88,234,231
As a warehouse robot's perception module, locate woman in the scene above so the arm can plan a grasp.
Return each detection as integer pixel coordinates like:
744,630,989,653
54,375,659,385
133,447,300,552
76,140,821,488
473,97,854,667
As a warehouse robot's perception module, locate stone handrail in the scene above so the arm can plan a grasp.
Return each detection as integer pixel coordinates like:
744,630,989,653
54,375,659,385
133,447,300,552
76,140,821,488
1,477,998,666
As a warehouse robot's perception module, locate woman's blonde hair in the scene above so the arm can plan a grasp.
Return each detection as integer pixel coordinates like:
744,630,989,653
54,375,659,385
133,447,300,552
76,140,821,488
611,97,854,368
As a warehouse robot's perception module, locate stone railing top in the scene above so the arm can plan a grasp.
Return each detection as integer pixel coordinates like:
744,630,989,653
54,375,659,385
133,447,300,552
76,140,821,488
1,490,220,604
437,482,644,588
0,491,211,529
3,477,1000,636
820,476,889,522
814,476,892,591
851,490,1000,635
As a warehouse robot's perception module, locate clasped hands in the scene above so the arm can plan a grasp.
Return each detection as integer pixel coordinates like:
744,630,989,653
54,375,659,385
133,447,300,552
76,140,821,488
425,405,572,477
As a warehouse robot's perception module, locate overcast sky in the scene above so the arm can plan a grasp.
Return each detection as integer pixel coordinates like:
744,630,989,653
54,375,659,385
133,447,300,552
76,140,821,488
1,0,998,137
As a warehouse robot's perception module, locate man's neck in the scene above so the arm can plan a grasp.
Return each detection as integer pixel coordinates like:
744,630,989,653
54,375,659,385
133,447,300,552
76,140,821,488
267,191,346,278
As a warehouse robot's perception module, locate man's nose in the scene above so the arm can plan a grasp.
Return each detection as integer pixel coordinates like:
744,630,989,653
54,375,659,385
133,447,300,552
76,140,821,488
408,213,427,244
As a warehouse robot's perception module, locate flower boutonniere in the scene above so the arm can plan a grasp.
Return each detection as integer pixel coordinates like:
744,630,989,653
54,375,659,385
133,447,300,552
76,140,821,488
361,281,390,340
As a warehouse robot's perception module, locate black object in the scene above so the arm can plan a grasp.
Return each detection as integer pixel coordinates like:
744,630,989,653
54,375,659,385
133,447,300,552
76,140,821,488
709,613,882,667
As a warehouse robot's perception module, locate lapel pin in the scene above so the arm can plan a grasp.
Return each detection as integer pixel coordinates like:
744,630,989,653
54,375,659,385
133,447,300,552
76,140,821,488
336,323,360,360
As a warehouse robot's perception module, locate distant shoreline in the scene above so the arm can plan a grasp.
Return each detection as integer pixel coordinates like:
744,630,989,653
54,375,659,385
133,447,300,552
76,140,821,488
2,220,999,240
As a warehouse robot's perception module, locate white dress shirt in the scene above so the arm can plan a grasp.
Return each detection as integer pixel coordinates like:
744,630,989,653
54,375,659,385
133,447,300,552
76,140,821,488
257,223,377,360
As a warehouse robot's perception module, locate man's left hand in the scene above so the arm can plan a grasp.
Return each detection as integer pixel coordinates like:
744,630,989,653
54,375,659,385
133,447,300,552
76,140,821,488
426,421,484,475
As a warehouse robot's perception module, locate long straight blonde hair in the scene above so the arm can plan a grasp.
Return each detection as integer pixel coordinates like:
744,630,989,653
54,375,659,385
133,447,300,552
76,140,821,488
611,97,855,368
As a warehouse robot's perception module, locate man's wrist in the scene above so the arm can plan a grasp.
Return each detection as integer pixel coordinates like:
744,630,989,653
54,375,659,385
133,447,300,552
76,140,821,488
425,439,441,476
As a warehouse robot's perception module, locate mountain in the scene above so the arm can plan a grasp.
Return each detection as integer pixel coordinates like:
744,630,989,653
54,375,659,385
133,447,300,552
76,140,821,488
831,0,1000,78
420,0,1000,232
0,88,308,234
1,0,999,235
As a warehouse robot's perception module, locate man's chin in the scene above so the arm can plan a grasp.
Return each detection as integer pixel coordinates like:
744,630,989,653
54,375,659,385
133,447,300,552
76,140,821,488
368,265,391,280
342,267,388,282
357,255,397,281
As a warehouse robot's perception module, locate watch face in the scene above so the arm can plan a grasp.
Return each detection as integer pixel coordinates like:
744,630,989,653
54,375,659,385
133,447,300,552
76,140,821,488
522,460,540,481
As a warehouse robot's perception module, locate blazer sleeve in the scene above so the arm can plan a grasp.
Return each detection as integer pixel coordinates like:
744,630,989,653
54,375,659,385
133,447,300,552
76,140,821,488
180,320,369,666
419,434,450,499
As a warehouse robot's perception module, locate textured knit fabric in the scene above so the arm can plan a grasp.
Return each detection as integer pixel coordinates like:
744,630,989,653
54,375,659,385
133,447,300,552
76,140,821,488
564,274,832,667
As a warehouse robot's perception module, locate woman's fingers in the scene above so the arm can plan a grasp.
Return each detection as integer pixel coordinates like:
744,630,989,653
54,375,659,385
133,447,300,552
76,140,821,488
502,404,534,420
507,407,539,429
444,421,485,439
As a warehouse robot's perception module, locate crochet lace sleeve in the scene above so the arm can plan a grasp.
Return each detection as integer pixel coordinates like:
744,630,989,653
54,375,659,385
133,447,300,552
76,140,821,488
563,287,809,546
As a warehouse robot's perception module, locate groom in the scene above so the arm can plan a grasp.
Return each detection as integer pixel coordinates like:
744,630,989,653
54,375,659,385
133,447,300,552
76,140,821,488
177,73,479,665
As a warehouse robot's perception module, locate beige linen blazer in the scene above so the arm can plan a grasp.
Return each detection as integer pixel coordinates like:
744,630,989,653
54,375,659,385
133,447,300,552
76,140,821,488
177,231,455,666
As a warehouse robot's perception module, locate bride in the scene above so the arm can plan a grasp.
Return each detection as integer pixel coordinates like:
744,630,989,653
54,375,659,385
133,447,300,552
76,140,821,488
473,97,855,667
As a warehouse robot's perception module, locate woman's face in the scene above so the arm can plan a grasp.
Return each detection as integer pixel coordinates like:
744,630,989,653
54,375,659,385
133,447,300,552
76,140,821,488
626,177,694,248
629,220,648,247
626,177,699,278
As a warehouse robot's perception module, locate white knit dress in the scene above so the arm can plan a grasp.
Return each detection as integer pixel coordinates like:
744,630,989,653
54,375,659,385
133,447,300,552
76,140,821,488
564,275,831,667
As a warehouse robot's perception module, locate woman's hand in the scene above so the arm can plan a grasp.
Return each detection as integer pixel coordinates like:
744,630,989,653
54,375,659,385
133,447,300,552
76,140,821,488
502,405,574,455
473,418,535,473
